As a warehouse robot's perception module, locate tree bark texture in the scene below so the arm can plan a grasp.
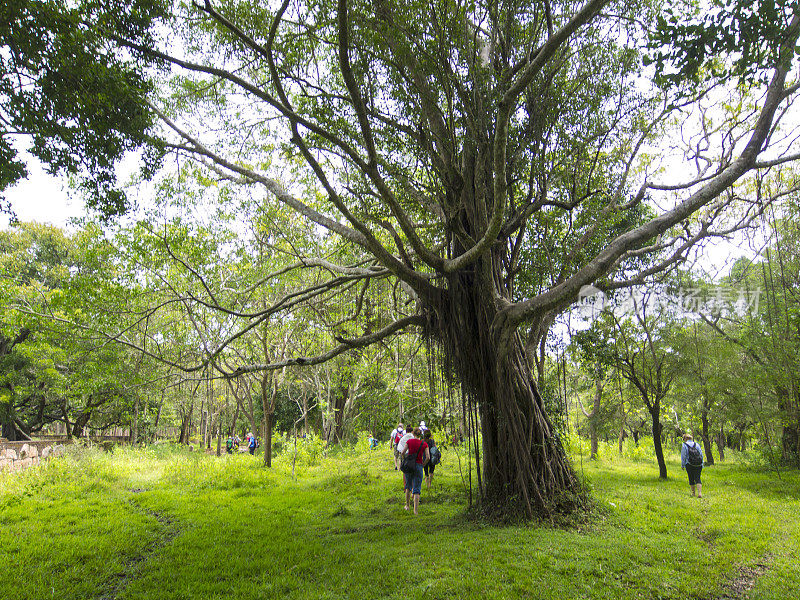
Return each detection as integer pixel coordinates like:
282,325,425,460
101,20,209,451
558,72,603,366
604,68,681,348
431,267,580,518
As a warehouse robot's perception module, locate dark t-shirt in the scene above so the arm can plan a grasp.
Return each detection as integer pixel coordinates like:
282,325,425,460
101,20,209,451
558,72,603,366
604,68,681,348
405,438,428,464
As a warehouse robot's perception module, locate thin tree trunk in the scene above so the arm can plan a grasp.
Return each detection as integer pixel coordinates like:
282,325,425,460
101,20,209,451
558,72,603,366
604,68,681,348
263,412,273,467
649,406,667,479
216,415,222,457
700,398,715,465
153,392,164,441
131,396,139,445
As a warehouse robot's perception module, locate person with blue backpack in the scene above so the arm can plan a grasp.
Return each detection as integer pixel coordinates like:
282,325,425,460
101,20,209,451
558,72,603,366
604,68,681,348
681,432,704,498
423,429,440,489
248,433,258,455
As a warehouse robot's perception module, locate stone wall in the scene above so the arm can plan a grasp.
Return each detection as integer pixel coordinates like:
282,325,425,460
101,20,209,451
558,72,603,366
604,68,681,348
0,439,69,474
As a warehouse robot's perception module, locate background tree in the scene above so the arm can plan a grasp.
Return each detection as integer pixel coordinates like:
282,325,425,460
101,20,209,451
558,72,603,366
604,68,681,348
0,222,154,439
606,291,688,479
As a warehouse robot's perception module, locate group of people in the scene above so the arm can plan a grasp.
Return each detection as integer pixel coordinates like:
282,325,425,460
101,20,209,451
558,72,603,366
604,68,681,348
225,433,259,455
235,423,704,505
225,435,241,454
390,421,441,514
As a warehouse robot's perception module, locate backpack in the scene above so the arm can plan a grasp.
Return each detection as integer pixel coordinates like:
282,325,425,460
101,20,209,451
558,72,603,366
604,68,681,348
249,436,257,449
685,441,703,466
429,443,441,466
394,431,403,444
400,449,418,474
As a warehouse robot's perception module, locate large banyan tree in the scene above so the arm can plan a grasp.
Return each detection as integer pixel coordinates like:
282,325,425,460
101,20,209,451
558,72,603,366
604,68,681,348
4,0,800,517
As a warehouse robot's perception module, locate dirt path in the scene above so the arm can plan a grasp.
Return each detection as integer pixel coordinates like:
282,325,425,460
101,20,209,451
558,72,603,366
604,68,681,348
95,489,181,600
712,557,771,600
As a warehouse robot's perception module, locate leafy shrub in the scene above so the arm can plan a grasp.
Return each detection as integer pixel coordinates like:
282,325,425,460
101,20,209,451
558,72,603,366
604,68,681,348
739,442,785,471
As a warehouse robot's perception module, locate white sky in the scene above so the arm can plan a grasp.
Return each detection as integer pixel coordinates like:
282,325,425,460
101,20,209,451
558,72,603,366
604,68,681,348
1,155,85,229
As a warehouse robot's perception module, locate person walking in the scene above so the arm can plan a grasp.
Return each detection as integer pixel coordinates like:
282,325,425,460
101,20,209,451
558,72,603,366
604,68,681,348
390,423,405,469
396,424,414,482
681,432,704,498
423,429,439,489
400,427,429,514
396,425,414,458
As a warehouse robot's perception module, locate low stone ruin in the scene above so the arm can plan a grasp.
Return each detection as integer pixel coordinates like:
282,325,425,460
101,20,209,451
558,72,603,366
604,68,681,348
0,439,67,474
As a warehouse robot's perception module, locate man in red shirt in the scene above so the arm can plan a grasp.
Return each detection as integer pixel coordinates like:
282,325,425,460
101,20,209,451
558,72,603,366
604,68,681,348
400,427,430,514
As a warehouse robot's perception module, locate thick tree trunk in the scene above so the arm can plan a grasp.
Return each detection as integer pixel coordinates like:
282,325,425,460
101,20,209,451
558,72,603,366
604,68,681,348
1,409,15,441
325,386,349,444
434,272,580,518
474,341,579,516
178,414,190,445
72,411,91,438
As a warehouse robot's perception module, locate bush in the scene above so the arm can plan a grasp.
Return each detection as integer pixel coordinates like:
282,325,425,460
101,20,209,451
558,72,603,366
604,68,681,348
564,430,659,463
739,442,785,471
275,432,327,468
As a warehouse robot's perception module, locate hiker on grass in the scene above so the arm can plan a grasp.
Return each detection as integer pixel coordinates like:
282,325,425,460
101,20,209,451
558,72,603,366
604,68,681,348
681,432,704,498
423,429,440,489
390,422,405,469
400,427,430,514
248,434,258,455
396,424,415,487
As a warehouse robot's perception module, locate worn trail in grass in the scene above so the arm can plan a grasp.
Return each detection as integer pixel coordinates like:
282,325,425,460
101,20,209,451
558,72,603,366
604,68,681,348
1,444,799,600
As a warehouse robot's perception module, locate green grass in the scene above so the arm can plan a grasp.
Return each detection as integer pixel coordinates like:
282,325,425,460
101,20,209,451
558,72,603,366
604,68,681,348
1,442,799,600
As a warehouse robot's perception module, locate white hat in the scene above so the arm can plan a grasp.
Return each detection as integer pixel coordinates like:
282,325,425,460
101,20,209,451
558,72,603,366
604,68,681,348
420,421,426,428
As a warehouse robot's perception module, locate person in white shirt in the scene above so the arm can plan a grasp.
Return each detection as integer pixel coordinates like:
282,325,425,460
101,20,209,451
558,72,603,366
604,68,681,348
396,424,415,484
396,425,414,454
390,423,404,469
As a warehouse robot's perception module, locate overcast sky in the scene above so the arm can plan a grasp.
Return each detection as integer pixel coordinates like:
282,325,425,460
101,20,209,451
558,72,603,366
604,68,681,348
1,154,85,229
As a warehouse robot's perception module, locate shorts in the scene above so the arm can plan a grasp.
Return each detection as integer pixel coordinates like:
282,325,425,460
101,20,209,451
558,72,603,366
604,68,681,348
424,462,436,476
686,464,702,486
404,463,424,494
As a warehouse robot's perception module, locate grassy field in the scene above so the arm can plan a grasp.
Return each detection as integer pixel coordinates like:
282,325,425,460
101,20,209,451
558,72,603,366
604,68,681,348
1,439,799,600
